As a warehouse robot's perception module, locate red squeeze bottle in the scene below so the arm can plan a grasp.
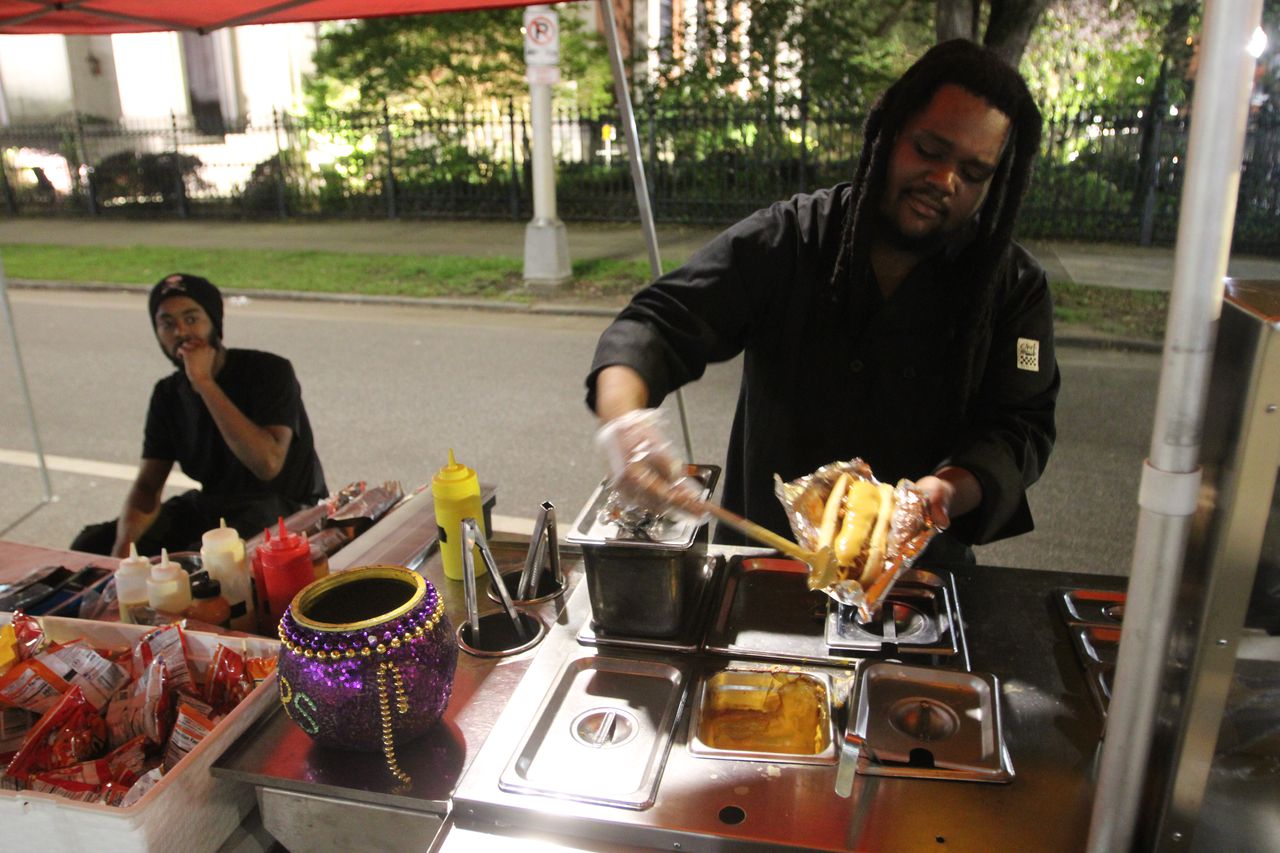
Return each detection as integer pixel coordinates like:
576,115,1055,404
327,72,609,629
251,527,272,631
260,518,315,627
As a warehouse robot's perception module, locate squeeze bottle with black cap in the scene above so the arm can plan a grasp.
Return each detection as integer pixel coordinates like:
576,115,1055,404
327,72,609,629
433,449,486,581
260,518,314,624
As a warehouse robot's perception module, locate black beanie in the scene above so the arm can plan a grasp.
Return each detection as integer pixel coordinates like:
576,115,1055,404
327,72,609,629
148,273,224,338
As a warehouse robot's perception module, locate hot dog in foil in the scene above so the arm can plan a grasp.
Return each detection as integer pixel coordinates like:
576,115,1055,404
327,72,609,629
774,459,938,620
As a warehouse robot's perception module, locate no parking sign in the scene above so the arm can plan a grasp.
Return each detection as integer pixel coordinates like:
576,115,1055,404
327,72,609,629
523,7,559,66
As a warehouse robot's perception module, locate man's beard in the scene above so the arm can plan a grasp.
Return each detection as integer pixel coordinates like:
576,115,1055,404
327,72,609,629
874,206,952,255
161,331,223,369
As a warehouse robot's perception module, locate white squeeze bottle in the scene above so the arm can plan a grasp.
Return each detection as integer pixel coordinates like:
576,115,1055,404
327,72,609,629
147,548,192,615
200,518,256,632
115,542,152,624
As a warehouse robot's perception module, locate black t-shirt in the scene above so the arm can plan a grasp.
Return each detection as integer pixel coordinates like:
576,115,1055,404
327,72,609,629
143,348,327,505
587,184,1060,547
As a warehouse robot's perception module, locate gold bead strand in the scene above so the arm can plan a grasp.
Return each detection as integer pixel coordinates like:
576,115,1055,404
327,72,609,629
390,663,409,715
375,662,412,785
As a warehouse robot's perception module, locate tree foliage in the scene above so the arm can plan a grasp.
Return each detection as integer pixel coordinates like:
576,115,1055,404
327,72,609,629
305,7,613,114
645,0,934,109
1020,0,1197,116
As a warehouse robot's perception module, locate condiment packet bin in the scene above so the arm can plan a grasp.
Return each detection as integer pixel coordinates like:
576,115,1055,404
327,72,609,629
0,613,279,853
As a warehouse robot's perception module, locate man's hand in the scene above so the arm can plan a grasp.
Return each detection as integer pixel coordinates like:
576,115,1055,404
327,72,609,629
111,458,172,556
915,466,982,530
595,408,702,519
177,337,218,388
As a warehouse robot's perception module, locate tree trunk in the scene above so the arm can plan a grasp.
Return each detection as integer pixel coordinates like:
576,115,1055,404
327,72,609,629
983,0,1052,66
936,0,979,43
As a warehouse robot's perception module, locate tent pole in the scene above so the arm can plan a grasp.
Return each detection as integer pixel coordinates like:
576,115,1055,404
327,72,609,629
1085,3,1263,850
597,0,694,462
0,258,54,501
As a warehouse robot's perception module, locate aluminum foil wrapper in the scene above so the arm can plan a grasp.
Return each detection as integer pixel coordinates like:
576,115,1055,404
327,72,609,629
774,458,938,620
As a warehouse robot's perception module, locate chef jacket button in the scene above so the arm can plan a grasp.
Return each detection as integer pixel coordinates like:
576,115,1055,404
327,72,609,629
849,359,864,373
903,367,917,379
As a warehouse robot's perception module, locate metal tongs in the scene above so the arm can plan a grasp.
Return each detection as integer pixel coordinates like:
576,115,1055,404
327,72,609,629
460,517,527,644
517,501,562,600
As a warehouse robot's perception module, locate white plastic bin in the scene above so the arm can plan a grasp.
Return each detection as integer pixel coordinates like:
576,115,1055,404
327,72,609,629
0,614,279,853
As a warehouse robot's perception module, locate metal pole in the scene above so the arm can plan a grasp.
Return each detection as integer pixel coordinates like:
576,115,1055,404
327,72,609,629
1086,4,1263,851
169,111,187,219
0,255,53,502
382,103,397,219
508,98,521,220
597,0,694,462
272,108,288,220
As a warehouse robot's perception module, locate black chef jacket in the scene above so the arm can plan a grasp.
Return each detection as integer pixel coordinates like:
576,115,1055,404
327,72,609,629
587,184,1059,550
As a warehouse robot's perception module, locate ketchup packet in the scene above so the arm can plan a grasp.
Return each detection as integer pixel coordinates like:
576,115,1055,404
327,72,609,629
162,697,217,772
132,625,194,695
0,656,72,714
0,641,129,713
245,655,277,687
12,613,47,660
5,687,107,780
29,735,147,804
46,641,130,710
204,645,254,715
106,656,173,748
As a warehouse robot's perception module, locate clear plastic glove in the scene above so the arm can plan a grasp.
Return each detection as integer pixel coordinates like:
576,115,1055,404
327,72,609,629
594,408,704,521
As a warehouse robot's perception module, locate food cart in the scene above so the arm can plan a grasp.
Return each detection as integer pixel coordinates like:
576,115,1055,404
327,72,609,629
1,0,1276,850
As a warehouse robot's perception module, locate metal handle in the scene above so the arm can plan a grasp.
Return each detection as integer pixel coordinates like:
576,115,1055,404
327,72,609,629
835,728,865,798
460,520,482,644
518,501,553,600
463,517,527,640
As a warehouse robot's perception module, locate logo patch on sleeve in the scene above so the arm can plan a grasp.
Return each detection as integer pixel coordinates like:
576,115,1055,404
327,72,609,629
1016,338,1040,372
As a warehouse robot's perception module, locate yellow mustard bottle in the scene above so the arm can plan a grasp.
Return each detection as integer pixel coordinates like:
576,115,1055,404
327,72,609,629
433,449,486,580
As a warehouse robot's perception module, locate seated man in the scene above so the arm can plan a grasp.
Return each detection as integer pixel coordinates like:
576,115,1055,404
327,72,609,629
72,273,327,557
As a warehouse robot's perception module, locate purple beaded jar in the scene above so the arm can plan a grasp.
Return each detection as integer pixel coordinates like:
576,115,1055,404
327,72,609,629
277,565,456,782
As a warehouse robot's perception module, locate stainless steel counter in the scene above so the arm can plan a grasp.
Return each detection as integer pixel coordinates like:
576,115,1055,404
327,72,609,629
214,533,1126,852
212,534,582,851
444,562,1123,852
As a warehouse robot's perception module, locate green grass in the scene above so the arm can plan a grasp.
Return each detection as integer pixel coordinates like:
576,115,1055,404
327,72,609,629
1,243,1168,339
1051,280,1168,341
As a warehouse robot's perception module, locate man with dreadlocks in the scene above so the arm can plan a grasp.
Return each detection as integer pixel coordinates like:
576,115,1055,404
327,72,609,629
587,40,1059,563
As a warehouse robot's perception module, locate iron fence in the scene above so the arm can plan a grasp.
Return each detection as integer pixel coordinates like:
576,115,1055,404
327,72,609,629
2,99,1278,256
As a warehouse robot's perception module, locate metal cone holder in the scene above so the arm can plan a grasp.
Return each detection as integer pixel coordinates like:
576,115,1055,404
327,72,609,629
457,517,545,657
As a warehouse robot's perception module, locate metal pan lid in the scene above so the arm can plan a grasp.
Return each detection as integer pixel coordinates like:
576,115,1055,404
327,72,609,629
566,464,720,550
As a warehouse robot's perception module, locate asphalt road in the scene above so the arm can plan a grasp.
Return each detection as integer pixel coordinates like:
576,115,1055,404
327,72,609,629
0,289,1157,575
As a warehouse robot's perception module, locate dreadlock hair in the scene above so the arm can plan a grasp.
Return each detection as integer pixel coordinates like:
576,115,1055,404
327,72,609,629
830,39,1043,420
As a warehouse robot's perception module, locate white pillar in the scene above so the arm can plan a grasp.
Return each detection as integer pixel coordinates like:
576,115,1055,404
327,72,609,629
522,6,571,289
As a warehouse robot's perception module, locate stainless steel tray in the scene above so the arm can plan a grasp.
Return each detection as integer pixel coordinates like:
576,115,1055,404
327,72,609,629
576,554,724,654
851,661,1013,783
702,557,836,666
1072,624,1121,666
1058,588,1126,626
825,569,964,659
687,666,837,766
498,654,689,809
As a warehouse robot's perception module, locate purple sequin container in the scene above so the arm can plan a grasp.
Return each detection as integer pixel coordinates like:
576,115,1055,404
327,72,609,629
277,565,457,752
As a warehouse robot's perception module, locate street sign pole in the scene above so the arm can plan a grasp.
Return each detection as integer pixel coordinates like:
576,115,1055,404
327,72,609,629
521,4,571,288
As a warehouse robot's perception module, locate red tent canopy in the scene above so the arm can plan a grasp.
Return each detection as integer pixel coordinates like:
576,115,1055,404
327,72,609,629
0,0,547,35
